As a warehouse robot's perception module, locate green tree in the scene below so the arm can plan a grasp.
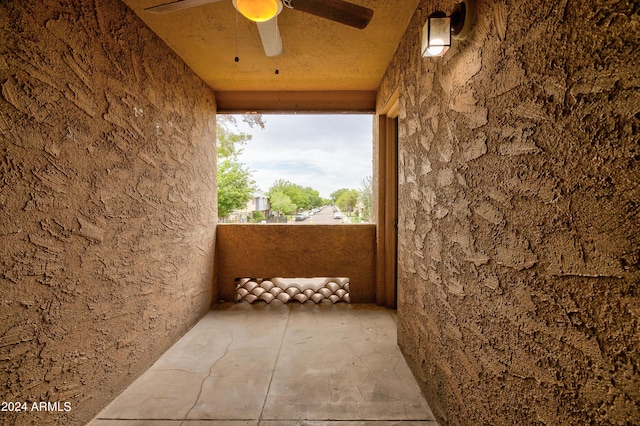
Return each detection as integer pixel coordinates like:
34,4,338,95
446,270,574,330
252,211,265,223
359,176,372,221
269,180,325,211
330,188,349,205
269,191,296,216
336,189,359,214
216,114,263,219
269,180,310,211
303,187,323,209
217,115,263,158
217,159,256,218
286,185,307,209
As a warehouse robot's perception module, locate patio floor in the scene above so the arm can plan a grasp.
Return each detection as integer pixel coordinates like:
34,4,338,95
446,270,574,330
89,302,438,425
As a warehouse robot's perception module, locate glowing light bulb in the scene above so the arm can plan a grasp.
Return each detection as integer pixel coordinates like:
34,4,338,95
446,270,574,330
426,40,446,56
234,0,278,22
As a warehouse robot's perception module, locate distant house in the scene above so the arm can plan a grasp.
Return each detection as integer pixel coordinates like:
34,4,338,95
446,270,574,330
250,190,270,217
229,190,270,223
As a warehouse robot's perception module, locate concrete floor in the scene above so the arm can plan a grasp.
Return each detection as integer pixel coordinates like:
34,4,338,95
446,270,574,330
90,303,438,425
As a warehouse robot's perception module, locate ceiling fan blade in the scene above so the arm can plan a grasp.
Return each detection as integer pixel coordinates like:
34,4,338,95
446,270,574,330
288,0,373,29
144,0,223,14
256,18,284,57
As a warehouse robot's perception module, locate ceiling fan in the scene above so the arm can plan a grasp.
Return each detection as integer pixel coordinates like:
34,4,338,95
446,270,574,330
144,0,374,58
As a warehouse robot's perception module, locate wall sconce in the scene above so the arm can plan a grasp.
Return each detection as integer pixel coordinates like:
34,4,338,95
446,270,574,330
422,0,475,57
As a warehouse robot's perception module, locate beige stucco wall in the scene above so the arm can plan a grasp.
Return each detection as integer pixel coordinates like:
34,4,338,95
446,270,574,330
0,1,217,424
216,224,376,303
377,0,639,424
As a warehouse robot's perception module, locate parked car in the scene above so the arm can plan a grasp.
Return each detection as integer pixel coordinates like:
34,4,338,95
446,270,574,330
295,213,306,221
333,211,343,219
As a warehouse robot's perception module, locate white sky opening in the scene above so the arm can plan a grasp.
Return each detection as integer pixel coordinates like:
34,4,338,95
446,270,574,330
228,113,373,199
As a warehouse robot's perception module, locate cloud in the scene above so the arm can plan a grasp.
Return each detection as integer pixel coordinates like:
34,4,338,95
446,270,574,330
231,114,373,198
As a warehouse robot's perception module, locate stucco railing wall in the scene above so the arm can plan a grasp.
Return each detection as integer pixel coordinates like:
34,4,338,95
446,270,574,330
216,224,376,303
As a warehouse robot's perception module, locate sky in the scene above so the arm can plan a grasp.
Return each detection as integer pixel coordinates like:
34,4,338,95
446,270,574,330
229,114,373,199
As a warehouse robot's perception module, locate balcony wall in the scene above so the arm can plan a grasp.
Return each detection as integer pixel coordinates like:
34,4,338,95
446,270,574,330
0,1,217,424
216,224,376,303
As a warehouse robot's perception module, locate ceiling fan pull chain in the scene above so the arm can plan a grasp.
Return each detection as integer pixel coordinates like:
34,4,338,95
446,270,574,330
234,6,240,62
274,14,280,74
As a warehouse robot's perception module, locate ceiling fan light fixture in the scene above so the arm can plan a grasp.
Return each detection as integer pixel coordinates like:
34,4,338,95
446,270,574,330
234,0,279,22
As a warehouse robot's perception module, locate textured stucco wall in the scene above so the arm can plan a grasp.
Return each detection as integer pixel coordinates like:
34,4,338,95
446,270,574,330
0,1,217,424
377,0,639,424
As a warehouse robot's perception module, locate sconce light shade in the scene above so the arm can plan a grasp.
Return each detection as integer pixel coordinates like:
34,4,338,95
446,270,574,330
233,0,279,22
422,12,451,57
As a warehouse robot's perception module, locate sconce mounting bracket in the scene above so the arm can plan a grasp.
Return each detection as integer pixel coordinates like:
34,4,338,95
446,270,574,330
451,0,475,41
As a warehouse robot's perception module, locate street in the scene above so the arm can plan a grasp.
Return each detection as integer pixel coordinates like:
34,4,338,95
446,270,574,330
289,206,344,225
